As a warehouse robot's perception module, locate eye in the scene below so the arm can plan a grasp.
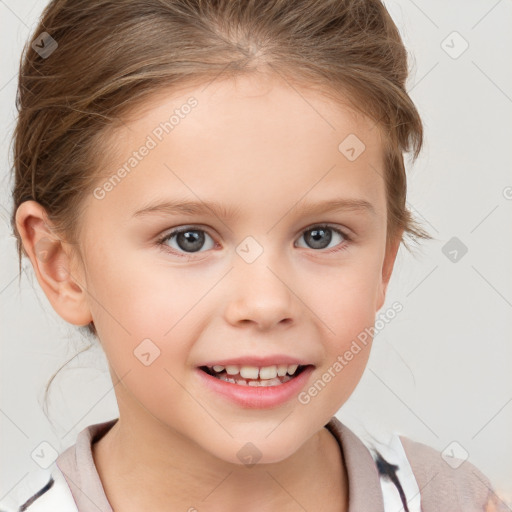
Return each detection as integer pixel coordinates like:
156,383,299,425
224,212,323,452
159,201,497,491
295,224,350,252
156,223,351,259
157,226,215,257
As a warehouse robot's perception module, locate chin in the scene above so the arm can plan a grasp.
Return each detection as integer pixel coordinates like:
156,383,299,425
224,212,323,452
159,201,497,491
208,436,304,467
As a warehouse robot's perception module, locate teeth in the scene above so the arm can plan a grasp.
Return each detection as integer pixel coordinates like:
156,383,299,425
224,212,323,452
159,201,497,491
220,374,292,386
258,365,278,379
277,364,288,377
287,364,298,375
209,364,302,379
225,365,239,375
240,366,259,379
247,377,282,387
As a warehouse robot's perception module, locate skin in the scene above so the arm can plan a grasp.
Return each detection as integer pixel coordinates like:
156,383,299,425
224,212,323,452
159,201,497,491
16,71,402,511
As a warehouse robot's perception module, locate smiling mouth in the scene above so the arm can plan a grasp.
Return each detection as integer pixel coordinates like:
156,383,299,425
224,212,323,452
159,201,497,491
199,364,310,387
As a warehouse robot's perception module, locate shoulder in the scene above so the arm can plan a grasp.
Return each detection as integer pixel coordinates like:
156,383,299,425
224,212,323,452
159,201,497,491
1,418,117,512
326,416,507,511
0,464,78,512
399,435,508,511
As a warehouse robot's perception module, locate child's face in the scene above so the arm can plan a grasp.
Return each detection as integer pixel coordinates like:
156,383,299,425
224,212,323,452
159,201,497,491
71,73,398,463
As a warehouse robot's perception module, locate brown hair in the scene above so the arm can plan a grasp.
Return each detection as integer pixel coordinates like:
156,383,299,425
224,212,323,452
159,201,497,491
10,0,431,409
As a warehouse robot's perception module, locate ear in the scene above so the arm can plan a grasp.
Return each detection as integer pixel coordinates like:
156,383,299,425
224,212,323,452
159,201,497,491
375,230,403,312
15,200,93,326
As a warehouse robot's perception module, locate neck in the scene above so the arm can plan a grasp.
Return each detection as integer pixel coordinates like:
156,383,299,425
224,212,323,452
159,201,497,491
92,413,348,512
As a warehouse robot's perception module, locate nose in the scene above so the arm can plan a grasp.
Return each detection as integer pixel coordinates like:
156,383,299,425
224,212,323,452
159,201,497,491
223,253,297,331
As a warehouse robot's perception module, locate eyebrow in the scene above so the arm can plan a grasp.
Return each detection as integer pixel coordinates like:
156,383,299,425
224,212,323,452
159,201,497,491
131,197,376,219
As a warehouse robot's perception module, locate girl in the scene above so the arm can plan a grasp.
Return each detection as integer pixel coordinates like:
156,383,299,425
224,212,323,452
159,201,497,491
5,0,507,510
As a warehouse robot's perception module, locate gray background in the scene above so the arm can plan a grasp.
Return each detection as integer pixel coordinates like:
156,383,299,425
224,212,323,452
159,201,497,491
1,0,511,507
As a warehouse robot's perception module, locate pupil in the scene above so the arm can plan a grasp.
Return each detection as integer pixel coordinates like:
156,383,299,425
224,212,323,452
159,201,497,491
306,227,331,249
177,230,204,252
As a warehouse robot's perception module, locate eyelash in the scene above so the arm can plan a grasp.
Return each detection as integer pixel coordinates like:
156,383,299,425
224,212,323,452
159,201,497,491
156,224,352,259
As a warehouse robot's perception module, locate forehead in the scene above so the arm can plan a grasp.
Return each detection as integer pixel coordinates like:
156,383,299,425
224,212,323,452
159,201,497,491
120,72,382,152
88,73,387,224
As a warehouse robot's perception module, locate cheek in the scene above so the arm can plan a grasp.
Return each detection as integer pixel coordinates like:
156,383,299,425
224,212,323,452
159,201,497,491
306,255,382,334
302,256,381,401
84,248,212,385
86,262,196,419
86,244,201,335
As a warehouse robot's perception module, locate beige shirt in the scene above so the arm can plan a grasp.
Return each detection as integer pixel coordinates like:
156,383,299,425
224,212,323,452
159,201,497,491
52,416,506,512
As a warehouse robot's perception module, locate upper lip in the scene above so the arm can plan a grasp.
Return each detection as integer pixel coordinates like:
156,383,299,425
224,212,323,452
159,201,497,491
198,355,313,368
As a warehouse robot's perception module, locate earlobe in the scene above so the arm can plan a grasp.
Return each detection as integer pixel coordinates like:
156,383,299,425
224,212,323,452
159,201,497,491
15,200,93,326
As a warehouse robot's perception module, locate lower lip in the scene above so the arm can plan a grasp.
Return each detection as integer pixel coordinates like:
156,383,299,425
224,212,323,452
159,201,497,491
196,366,315,409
